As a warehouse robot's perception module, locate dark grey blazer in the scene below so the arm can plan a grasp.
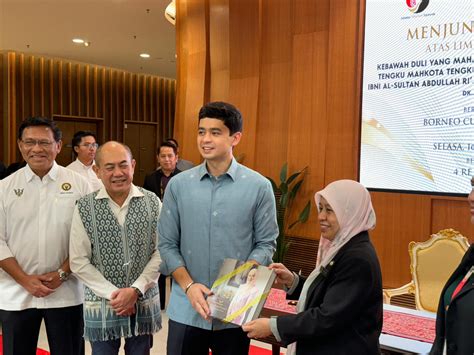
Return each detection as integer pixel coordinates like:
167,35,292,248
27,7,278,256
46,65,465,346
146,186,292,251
277,231,383,355
430,244,474,355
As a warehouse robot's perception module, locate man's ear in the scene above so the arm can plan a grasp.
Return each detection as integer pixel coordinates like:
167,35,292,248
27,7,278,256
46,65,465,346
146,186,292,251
56,140,63,153
231,132,242,147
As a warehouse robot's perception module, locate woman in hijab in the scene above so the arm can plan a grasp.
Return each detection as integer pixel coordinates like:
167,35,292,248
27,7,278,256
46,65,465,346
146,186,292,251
429,177,474,355
243,180,383,355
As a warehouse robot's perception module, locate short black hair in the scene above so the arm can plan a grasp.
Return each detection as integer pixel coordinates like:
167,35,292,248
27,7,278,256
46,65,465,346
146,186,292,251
166,138,179,148
72,131,97,157
198,101,243,135
158,141,178,155
18,117,62,142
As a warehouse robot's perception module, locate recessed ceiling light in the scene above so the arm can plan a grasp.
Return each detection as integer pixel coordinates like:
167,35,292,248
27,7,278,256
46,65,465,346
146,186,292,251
72,38,85,44
140,53,151,58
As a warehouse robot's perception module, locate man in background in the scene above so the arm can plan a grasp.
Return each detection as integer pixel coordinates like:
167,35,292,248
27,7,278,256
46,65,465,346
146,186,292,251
144,141,182,310
70,141,162,354
0,117,91,355
144,141,182,201
166,138,194,171
67,131,103,191
159,102,278,355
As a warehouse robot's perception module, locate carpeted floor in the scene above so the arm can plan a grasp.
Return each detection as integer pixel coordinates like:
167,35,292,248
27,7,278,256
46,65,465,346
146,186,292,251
0,335,50,355
0,335,279,355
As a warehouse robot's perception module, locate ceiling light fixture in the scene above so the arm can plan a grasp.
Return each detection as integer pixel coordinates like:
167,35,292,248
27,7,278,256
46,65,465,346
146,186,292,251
165,0,176,25
72,38,85,44
140,53,151,58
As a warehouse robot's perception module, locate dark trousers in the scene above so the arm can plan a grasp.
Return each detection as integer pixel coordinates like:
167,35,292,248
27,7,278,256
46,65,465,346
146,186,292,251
167,319,250,355
158,274,171,310
90,334,152,355
0,305,84,355
90,315,152,355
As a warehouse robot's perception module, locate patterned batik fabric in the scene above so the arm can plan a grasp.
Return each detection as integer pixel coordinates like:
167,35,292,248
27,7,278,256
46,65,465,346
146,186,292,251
77,188,162,341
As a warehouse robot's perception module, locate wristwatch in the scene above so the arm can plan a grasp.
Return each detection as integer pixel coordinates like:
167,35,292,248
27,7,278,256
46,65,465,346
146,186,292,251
58,268,70,282
131,286,143,299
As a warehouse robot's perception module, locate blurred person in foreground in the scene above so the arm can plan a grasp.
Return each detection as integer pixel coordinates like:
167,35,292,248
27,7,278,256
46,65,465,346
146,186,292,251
429,177,474,355
243,179,383,355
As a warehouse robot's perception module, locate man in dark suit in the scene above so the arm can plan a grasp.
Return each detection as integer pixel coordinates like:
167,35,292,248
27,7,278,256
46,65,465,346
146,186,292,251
143,141,181,309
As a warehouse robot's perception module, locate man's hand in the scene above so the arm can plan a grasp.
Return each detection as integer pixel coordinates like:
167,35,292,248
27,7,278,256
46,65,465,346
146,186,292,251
116,305,136,317
20,274,55,298
40,271,63,290
242,318,272,339
186,283,213,321
110,288,138,316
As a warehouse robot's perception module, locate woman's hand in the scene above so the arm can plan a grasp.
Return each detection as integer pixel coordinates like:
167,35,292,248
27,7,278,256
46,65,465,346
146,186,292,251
242,318,272,339
269,263,294,288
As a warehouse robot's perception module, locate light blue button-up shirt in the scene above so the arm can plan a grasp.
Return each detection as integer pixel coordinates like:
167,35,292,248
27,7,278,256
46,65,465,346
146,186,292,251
158,158,278,330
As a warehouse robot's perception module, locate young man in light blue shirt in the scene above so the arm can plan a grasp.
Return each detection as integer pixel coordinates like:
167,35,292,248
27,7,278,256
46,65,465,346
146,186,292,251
158,101,278,355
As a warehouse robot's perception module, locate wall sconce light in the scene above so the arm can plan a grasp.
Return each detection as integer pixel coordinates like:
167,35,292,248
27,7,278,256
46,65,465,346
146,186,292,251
165,0,176,25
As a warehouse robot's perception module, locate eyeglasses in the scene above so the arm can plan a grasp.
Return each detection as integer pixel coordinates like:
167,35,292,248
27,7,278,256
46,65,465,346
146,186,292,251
80,143,99,149
21,139,54,148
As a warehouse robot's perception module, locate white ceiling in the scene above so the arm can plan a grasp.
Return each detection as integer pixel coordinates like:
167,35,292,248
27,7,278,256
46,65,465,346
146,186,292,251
0,0,176,79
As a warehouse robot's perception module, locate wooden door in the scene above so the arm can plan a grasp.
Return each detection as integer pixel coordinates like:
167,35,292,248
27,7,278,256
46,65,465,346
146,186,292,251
123,122,157,187
53,117,101,167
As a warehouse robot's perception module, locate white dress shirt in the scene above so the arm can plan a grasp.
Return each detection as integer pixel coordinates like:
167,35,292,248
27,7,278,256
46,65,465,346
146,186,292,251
69,185,162,300
66,159,103,192
0,162,92,310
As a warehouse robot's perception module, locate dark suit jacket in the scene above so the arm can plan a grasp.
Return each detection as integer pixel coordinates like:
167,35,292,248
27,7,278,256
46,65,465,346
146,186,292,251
143,168,181,199
277,231,383,355
430,244,474,355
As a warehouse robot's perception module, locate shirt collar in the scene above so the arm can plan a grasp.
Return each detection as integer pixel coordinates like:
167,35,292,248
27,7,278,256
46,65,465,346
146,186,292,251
75,158,95,169
95,183,143,201
24,161,59,182
198,158,238,181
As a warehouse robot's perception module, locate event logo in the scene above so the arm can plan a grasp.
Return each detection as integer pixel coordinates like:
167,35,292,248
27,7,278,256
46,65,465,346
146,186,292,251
406,0,430,13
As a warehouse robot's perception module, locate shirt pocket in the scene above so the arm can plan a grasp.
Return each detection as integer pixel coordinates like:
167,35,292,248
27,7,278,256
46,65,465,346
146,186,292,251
51,193,80,225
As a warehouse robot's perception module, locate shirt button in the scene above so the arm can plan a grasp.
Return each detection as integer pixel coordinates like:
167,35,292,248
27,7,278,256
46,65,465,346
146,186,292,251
213,211,218,216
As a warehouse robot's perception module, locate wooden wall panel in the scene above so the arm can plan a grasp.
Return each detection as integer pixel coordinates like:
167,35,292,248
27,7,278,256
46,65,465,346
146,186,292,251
253,0,292,174
174,0,474,287
325,0,362,182
0,51,176,164
175,0,208,165
432,198,474,241
0,53,6,159
209,0,230,101
228,0,262,167
370,192,432,287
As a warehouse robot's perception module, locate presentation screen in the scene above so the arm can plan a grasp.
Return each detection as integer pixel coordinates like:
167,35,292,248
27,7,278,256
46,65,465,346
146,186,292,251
360,0,473,195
